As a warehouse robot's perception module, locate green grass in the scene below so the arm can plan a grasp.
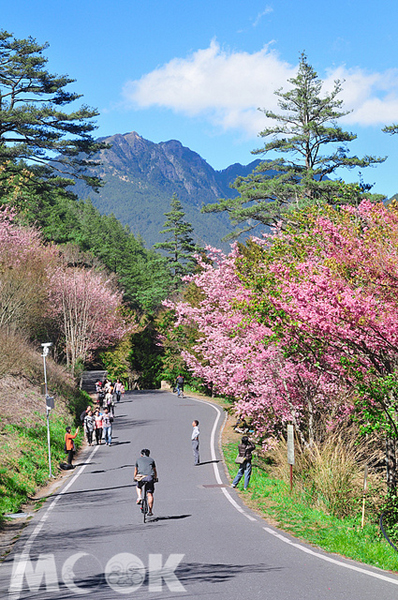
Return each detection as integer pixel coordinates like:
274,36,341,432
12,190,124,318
0,415,83,517
223,441,398,573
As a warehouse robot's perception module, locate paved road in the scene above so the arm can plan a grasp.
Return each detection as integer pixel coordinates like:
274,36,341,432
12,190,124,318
1,390,398,599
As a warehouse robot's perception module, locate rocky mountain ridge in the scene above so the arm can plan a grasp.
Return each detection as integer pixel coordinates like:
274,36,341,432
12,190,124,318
74,131,262,249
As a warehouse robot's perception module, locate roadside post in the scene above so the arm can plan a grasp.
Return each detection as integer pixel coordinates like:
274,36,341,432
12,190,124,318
287,424,295,492
41,342,54,478
361,465,368,529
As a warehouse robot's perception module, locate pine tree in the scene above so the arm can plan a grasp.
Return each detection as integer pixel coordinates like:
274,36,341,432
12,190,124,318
203,53,385,237
154,194,199,286
0,30,105,190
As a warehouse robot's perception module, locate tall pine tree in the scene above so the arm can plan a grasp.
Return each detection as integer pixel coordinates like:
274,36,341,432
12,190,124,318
0,30,105,191
154,194,199,287
203,53,385,237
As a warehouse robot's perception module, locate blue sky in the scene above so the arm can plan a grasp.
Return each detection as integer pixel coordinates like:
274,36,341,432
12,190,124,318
3,1,398,196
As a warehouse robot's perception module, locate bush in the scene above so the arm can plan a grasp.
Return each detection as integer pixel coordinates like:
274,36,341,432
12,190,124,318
269,430,384,519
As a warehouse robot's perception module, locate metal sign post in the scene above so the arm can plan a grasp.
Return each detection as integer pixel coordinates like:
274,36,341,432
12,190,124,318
41,343,54,478
361,465,368,529
287,424,295,492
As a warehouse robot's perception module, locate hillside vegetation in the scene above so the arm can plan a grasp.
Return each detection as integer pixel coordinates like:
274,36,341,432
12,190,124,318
0,329,88,522
71,131,263,249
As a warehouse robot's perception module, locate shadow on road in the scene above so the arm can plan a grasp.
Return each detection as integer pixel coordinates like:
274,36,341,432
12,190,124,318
7,561,282,599
90,464,134,474
114,418,154,430
33,483,134,503
175,561,283,584
108,440,131,446
153,514,191,521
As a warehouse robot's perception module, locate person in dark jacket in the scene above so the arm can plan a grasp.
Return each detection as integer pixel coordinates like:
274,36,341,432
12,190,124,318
231,436,256,490
175,374,184,397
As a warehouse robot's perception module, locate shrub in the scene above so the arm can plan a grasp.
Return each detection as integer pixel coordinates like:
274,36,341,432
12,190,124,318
269,429,384,519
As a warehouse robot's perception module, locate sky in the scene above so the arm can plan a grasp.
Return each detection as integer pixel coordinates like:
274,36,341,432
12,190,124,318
3,0,398,196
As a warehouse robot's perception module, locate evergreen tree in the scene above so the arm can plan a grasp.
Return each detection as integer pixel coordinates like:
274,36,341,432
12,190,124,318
203,53,385,237
0,30,105,190
154,194,200,286
383,123,398,135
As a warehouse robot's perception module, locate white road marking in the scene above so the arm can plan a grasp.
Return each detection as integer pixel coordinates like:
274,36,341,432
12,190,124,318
263,527,398,585
10,445,100,561
190,394,398,585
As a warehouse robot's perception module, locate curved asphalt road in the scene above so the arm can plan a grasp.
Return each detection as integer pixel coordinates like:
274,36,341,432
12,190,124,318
1,389,398,599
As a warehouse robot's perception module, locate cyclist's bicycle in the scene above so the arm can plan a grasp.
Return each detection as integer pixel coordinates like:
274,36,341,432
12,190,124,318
141,480,149,523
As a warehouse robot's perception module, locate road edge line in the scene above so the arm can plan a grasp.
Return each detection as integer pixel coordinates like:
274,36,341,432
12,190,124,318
189,396,257,522
263,526,398,586
7,445,100,562
188,394,398,583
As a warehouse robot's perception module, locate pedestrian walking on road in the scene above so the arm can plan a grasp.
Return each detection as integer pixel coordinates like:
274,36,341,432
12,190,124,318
102,408,113,446
176,374,184,397
192,420,200,465
106,388,115,417
94,409,103,445
231,436,256,490
64,426,79,468
84,410,94,446
114,379,124,402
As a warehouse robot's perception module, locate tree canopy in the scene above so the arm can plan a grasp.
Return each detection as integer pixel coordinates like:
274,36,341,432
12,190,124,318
172,201,398,489
0,30,105,189
203,53,385,238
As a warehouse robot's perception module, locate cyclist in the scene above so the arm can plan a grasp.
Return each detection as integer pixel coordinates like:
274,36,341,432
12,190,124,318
134,448,158,517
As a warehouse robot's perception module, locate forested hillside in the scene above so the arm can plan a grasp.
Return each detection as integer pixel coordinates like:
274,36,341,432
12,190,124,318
71,131,262,249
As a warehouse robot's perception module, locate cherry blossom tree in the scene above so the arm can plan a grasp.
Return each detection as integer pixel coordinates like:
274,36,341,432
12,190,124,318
171,247,343,446
170,199,398,487
49,266,127,374
0,207,130,375
0,207,57,333
237,201,398,489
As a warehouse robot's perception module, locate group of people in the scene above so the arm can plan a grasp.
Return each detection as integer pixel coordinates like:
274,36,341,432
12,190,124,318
64,376,256,514
95,378,125,415
63,377,126,470
82,405,114,447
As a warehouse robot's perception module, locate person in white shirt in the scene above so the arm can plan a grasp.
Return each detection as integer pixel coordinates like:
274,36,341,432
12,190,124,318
191,420,200,465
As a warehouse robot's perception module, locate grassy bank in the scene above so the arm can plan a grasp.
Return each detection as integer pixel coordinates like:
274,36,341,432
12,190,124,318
0,414,84,519
0,332,91,526
223,441,398,573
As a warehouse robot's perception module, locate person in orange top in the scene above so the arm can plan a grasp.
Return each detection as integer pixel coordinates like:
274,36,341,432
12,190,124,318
65,426,79,468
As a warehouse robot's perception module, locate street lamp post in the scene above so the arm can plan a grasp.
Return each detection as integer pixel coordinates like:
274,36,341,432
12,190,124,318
41,343,54,478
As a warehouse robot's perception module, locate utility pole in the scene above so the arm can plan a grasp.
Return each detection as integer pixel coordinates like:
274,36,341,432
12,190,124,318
41,343,55,478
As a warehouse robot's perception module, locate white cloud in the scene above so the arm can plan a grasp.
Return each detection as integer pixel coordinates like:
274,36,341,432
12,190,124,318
123,41,295,136
123,42,398,136
324,66,398,126
253,6,273,27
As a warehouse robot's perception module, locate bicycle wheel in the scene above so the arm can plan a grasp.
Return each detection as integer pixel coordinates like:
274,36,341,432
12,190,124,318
141,488,148,523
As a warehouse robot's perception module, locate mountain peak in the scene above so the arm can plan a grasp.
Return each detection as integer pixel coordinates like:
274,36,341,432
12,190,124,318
74,131,263,249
